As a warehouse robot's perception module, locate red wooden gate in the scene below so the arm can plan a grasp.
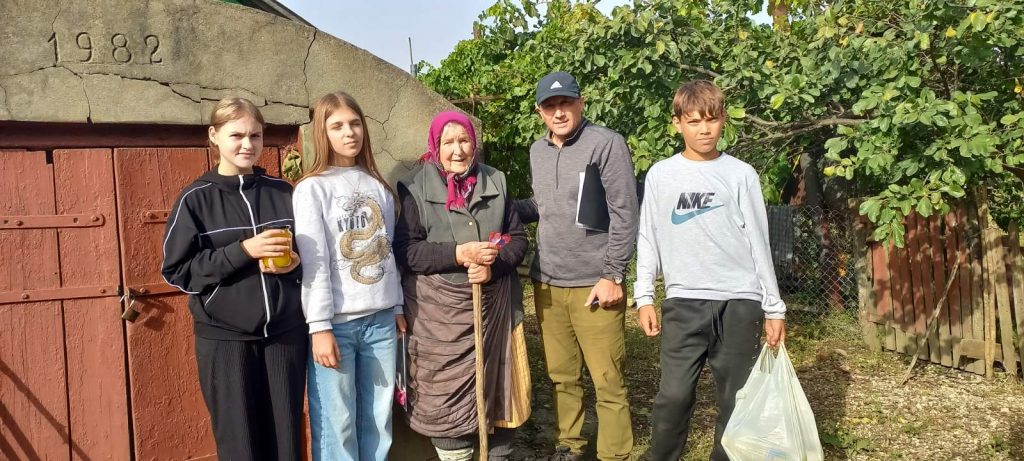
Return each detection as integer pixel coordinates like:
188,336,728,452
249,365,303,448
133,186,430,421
115,147,216,460
2,139,286,460
115,147,282,460
0,148,129,460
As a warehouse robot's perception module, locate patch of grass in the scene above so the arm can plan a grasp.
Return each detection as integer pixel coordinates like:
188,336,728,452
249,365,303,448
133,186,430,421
820,426,873,456
515,280,873,460
900,421,925,436
786,309,861,344
983,434,1010,456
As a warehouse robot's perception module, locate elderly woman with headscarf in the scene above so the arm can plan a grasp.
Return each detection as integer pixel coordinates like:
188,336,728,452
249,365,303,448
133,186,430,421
393,111,530,460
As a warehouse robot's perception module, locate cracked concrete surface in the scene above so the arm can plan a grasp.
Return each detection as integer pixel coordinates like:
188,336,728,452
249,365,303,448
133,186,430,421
302,30,317,104
50,0,64,55
2,0,460,179
200,88,265,106
0,83,9,119
382,79,410,127
0,67,89,121
168,83,201,103
83,73,201,124
377,148,417,182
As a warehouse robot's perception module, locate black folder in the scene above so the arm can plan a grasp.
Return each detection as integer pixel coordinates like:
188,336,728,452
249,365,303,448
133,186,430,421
576,163,610,232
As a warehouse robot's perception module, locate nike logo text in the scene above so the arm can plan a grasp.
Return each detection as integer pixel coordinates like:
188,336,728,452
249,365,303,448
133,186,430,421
672,205,724,224
672,192,722,224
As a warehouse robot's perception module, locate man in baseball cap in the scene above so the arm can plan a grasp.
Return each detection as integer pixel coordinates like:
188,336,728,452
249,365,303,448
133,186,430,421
534,71,581,104
516,71,638,460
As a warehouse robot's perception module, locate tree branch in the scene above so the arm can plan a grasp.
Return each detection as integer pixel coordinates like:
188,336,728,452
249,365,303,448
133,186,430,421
450,95,501,105
678,64,722,79
735,117,867,147
674,64,801,130
1006,165,1024,184
747,113,784,127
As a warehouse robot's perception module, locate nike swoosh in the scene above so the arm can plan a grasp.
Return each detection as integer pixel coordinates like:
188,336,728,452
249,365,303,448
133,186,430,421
671,205,724,225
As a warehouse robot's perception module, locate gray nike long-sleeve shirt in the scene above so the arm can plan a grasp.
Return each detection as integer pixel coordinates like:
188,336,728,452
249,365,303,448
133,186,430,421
633,153,786,318
521,120,639,287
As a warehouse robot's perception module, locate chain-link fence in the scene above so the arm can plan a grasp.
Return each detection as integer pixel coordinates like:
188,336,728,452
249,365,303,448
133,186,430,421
768,205,860,330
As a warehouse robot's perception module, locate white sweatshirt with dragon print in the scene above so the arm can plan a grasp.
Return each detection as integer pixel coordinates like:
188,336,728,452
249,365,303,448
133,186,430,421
293,166,403,333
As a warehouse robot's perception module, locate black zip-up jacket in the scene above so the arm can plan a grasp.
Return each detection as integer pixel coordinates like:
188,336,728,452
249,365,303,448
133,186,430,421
161,167,305,340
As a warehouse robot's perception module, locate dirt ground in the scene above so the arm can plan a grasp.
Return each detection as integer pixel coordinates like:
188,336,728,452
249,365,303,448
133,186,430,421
509,291,1024,460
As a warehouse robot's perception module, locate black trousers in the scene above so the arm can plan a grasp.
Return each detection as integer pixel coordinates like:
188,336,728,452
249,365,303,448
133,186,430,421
431,427,516,460
649,298,764,461
195,325,308,461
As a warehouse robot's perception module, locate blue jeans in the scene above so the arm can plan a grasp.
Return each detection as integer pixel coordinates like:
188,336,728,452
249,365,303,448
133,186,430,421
308,308,397,461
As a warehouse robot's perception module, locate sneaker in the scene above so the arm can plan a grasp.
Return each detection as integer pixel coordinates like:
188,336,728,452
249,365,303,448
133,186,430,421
549,446,582,461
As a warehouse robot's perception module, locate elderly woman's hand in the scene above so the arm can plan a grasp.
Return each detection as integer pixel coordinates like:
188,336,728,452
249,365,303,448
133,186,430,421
456,241,499,266
466,263,492,284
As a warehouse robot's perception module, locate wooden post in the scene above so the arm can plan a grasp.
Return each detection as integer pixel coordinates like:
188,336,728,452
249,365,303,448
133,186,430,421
472,283,489,459
977,190,999,378
944,210,965,369
966,201,988,375
851,199,882,352
918,213,942,364
929,213,952,367
872,243,897,350
891,238,913,354
907,214,929,359
1009,224,1024,374
994,238,1018,375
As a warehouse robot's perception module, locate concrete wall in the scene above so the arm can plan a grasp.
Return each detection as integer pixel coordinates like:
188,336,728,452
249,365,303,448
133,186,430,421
0,2,457,458
0,0,457,180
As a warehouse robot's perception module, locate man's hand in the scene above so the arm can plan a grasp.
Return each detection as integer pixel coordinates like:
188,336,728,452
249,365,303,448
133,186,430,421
584,277,623,309
259,251,300,274
764,318,785,348
396,314,407,333
637,305,661,336
311,330,340,369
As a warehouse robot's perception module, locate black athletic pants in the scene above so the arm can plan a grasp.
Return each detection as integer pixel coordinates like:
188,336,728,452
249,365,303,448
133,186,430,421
431,427,516,460
195,325,308,461
649,298,765,461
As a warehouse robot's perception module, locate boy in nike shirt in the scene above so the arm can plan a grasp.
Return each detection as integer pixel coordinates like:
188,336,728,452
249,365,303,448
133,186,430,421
633,80,786,461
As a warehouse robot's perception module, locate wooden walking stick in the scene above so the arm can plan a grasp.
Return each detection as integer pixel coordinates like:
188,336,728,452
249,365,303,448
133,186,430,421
472,232,510,459
472,282,489,459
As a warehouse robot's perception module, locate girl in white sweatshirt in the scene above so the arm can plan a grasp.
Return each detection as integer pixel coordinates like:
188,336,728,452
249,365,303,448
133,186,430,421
292,91,404,461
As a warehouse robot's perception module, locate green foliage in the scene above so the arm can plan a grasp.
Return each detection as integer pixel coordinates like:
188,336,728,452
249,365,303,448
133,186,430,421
900,421,925,436
421,0,1024,245
281,148,302,181
983,434,1011,456
820,426,873,456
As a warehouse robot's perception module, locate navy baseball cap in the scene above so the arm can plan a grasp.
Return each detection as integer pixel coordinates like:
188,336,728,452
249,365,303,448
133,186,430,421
535,71,581,104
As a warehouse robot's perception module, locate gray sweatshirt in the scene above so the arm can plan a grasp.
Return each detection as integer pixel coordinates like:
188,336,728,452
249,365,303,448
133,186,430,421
633,153,786,319
522,120,639,287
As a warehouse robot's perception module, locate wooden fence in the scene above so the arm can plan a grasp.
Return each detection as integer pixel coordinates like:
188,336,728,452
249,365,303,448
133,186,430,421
855,196,1024,377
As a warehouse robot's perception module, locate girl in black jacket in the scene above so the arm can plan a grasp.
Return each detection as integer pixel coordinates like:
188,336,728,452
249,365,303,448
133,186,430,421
161,97,306,461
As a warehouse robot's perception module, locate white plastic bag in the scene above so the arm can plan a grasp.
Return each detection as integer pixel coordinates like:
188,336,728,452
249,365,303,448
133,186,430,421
721,343,823,461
